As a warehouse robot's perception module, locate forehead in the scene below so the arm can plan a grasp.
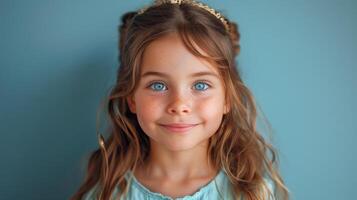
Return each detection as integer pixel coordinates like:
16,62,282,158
140,32,220,78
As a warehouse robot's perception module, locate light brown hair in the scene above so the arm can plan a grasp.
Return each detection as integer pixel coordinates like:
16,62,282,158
71,2,290,200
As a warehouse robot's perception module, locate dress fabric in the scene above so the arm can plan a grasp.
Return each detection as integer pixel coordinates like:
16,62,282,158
83,169,276,200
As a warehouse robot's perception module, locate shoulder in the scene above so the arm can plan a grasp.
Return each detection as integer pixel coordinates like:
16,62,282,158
82,183,99,200
219,171,277,200
262,176,277,200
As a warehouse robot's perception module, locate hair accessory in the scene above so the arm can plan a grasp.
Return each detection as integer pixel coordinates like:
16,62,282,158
137,0,230,32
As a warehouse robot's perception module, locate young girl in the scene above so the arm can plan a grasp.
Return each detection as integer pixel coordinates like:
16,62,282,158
71,0,289,199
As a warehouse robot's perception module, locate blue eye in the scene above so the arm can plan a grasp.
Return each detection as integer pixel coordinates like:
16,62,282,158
149,82,167,91
194,82,210,91
148,81,210,92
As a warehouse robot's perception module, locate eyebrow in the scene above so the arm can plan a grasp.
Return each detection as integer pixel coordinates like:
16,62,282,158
141,71,220,79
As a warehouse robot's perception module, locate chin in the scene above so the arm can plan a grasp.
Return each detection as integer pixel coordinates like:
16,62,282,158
163,141,201,152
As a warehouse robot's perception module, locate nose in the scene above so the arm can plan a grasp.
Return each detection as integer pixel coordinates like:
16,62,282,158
166,90,192,115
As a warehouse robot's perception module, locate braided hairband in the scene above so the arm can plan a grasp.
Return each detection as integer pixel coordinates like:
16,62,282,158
137,0,230,32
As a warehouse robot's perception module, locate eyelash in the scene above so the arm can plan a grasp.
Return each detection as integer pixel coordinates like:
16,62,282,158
146,81,212,92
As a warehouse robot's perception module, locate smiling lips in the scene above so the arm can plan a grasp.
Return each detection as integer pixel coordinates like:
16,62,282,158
160,123,198,133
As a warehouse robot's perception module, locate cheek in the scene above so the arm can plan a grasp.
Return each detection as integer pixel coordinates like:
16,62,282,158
135,94,164,120
195,97,225,132
135,99,157,136
196,96,225,116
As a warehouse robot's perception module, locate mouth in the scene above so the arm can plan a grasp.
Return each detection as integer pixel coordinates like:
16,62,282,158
159,123,198,133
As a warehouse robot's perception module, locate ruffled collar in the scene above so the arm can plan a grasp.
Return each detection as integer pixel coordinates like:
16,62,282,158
124,169,225,200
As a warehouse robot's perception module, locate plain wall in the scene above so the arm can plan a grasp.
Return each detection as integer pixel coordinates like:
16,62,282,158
0,0,356,199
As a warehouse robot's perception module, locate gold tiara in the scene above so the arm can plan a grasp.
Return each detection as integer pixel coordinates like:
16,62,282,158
137,0,230,32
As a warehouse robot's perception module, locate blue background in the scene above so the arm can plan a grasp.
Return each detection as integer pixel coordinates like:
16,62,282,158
1,0,356,199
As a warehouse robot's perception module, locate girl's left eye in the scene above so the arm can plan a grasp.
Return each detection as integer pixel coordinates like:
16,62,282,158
193,82,210,91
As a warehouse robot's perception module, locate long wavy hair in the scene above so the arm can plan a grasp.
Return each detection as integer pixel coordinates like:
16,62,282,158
71,1,290,200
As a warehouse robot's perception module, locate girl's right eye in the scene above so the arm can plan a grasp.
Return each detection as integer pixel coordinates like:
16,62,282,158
148,82,167,91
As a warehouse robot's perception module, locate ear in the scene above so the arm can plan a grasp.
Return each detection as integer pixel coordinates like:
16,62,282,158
126,95,136,113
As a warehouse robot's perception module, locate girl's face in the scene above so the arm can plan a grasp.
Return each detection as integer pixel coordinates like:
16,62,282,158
127,33,229,151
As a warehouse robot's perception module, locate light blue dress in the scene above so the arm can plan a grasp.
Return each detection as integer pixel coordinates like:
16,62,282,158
83,169,275,200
